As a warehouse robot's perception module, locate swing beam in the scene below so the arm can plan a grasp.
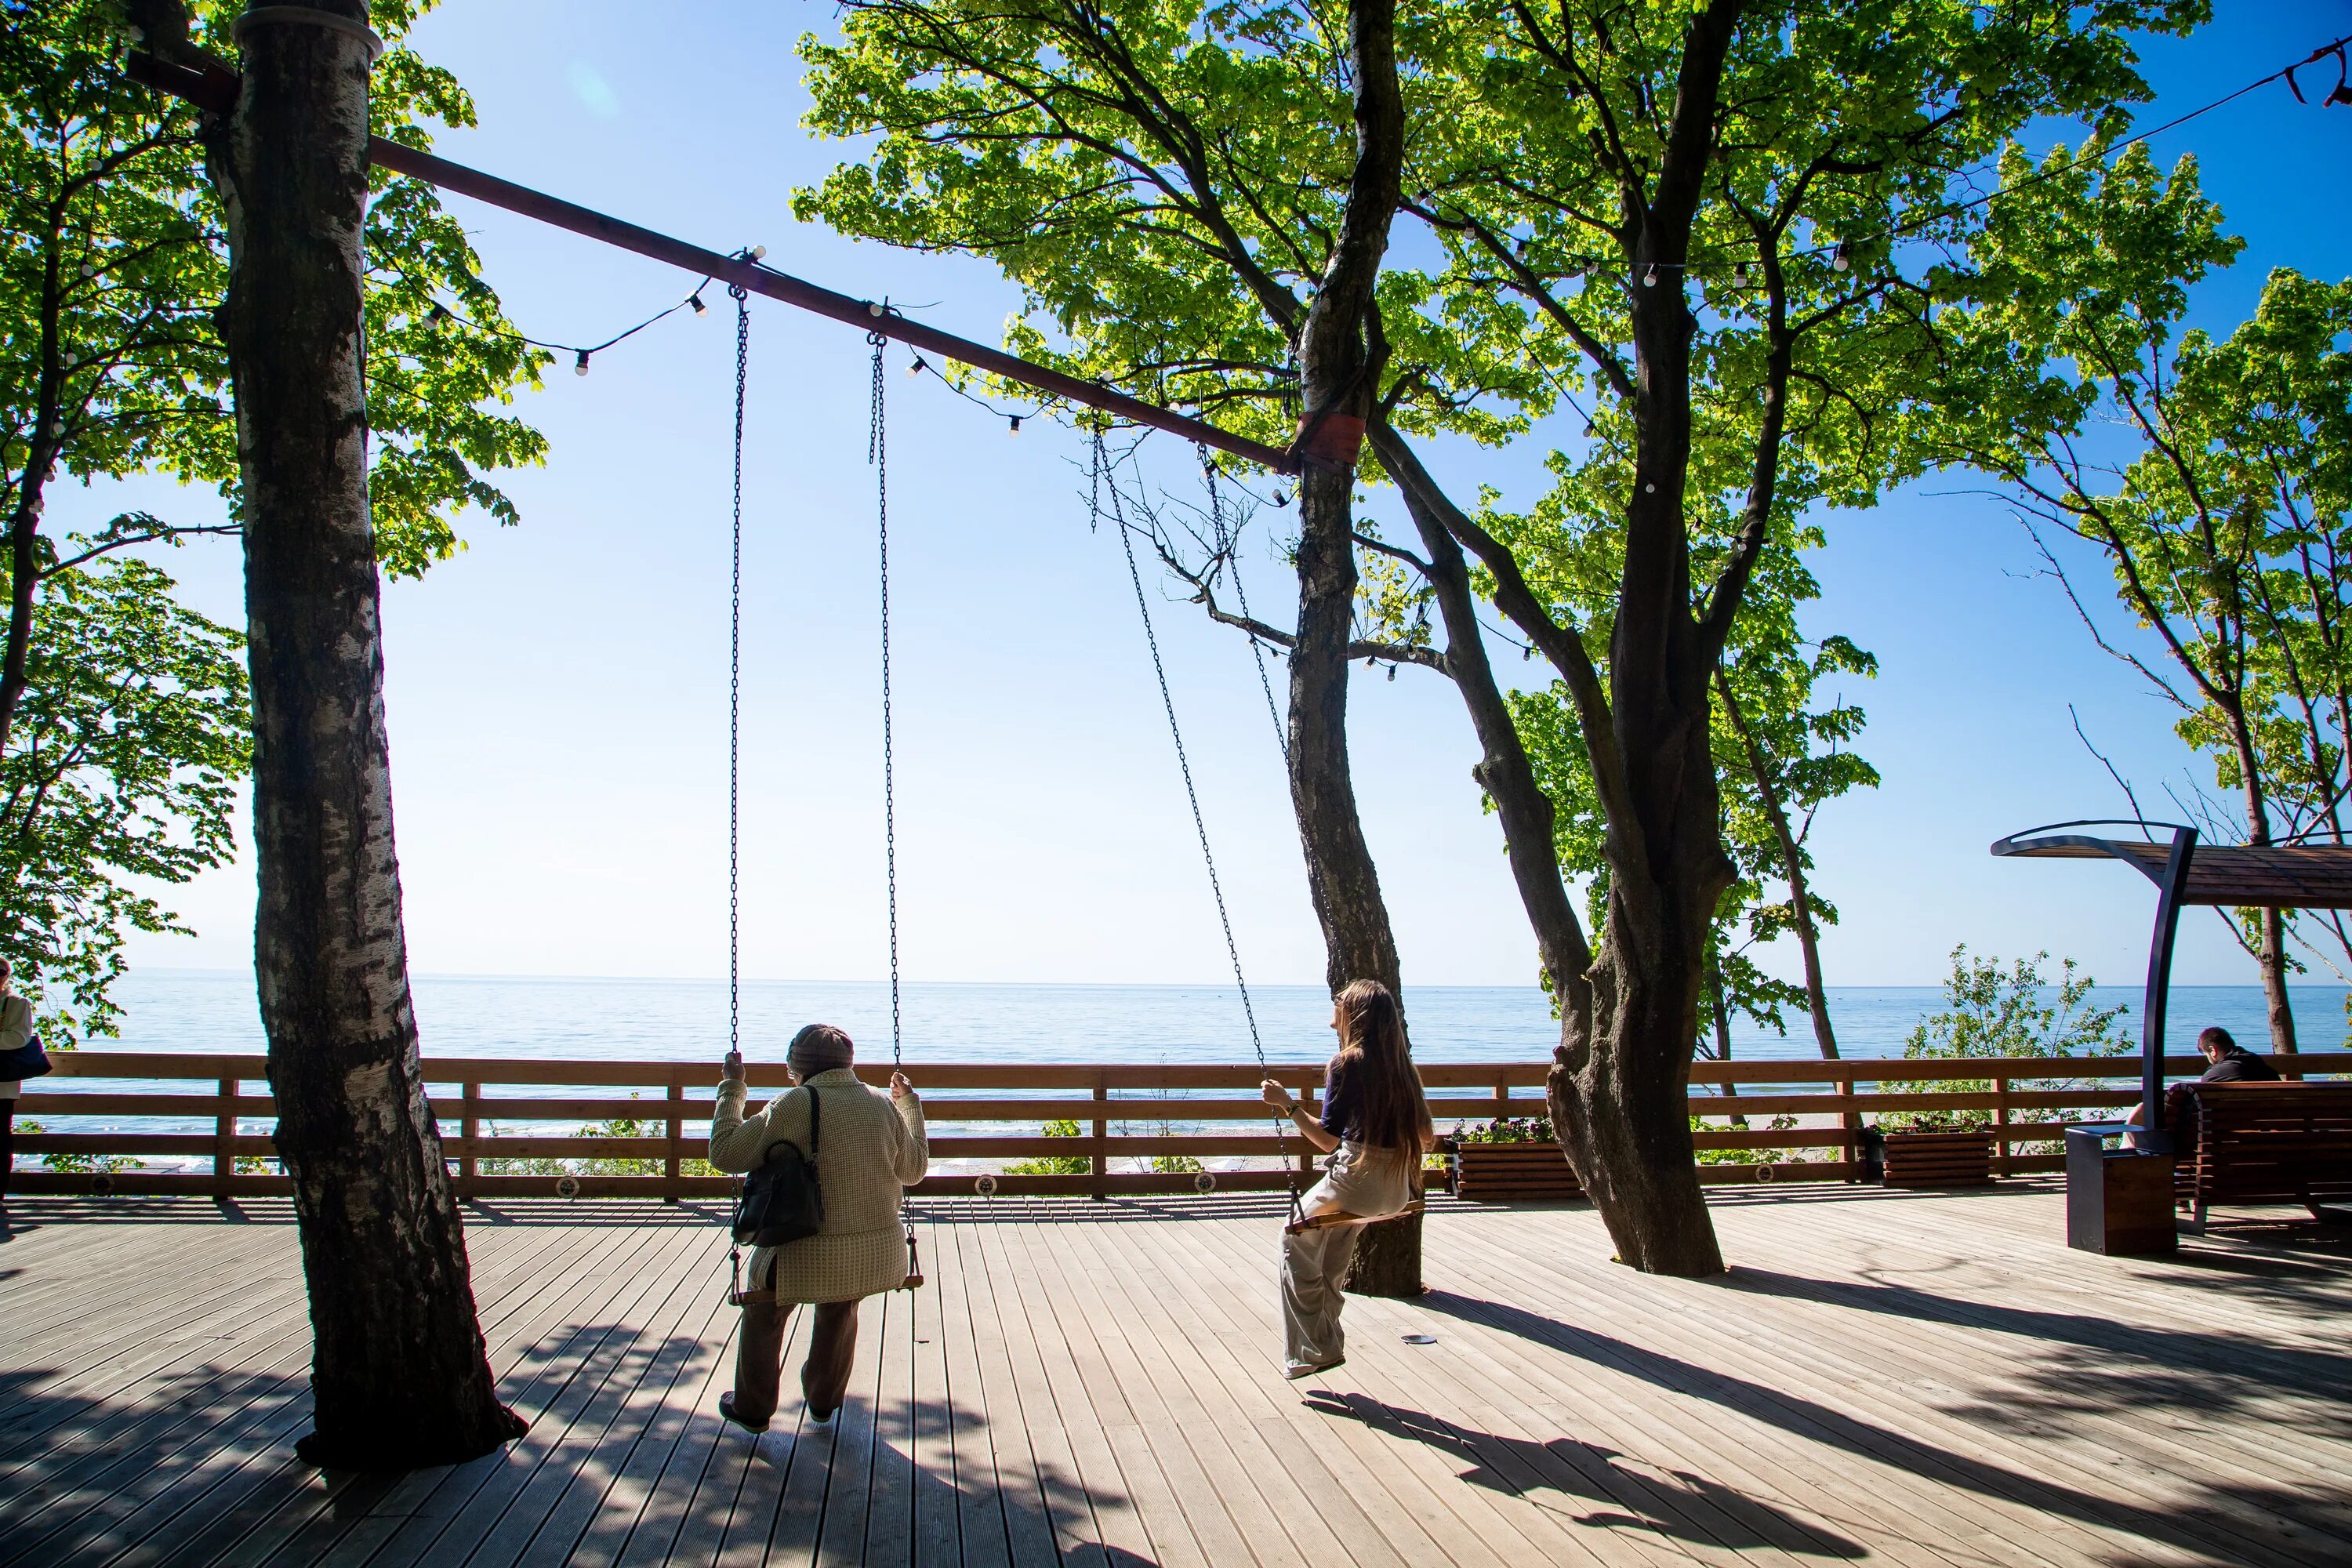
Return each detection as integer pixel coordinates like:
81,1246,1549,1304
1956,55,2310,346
127,52,1301,477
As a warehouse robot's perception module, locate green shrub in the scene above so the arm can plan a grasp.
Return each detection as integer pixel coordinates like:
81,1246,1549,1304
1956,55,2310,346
1883,946,2131,1141
1005,1118,1092,1176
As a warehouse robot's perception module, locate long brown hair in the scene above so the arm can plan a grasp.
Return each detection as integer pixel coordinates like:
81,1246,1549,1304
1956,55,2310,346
1331,979,1425,1160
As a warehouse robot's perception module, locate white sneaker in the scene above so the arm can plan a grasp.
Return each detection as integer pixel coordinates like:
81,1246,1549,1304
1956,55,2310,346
1283,1356,1345,1381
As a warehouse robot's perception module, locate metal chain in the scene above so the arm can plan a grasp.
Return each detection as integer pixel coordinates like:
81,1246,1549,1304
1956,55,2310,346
1200,446,1287,764
1098,434,1301,1220
729,284,749,1065
869,334,903,1069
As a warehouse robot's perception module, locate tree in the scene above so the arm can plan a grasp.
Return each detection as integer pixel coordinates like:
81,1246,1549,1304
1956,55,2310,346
135,0,530,1468
0,554,245,1042
1,0,545,1028
1932,144,2342,1053
797,0,2202,1272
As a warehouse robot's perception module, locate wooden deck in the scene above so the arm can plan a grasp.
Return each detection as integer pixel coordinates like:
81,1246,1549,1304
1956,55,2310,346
1,1185,2347,1566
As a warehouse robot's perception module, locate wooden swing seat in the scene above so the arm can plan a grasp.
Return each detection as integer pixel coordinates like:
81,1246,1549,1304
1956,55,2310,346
1283,1200,1425,1236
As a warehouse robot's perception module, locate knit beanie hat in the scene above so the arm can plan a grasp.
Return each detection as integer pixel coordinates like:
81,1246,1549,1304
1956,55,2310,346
787,1023,855,1077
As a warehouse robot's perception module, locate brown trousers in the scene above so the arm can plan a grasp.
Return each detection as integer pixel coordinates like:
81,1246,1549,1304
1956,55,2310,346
731,1296,860,1425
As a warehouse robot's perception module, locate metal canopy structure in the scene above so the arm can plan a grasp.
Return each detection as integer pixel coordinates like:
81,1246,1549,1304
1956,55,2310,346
1991,819,2351,1145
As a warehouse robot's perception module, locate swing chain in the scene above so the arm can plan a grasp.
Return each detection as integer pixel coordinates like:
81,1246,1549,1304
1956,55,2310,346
728,284,750,1067
868,332,904,1071
1098,434,1302,1223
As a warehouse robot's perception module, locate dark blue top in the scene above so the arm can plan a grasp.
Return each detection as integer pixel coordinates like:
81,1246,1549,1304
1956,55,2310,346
1319,1055,1364,1142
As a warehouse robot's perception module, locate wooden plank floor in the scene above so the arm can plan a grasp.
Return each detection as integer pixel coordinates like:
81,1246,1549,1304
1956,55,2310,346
1,1185,2347,1566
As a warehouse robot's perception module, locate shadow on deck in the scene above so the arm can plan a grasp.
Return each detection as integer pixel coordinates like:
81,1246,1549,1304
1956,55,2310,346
0,1187,2346,1566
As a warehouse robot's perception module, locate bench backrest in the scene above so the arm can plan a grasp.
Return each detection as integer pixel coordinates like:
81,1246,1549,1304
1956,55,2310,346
2186,1083,2352,1203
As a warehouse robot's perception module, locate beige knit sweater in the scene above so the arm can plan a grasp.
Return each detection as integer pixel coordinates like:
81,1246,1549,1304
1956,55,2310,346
710,1068,928,1305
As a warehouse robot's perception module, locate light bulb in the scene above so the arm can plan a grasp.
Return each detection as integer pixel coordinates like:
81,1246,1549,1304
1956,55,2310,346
1008,416,1022,436
689,295,707,316
79,263,96,278
62,352,78,367
1734,262,1752,287
1644,482,1656,493
1642,266,1657,288
574,350,590,376
867,302,884,318
1272,490,1290,507
750,245,768,260
1832,242,1851,273
907,357,924,377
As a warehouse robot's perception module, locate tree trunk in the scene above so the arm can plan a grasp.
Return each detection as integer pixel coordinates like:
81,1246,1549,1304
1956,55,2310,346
2259,906,2298,1061
1707,951,1744,1127
2227,726,2298,1058
1719,677,1839,1058
214,0,523,1470
1284,0,1416,1298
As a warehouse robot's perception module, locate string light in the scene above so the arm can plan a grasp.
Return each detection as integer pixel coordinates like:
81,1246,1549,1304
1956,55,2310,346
1733,261,1753,288
907,355,926,377
1272,489,1290,507
574,350,590,376
1008,415,1022,436
749,245,768,261
1832,242,1852,273
689,294,707,316
1642,265,1658,288
61,352,78,367
427,303,452,329
78,263,95,278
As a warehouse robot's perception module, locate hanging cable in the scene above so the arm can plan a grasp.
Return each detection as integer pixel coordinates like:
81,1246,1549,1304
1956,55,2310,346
1200,445,1288,764
869,335,904,1071
1098,434,1302,1222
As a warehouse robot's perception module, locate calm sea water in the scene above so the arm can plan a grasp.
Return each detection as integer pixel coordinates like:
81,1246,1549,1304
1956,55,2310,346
90,967,2348,1065
20,971,2339,1167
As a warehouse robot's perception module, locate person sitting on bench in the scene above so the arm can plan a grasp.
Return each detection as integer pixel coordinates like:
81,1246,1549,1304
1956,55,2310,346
1259,979,1436,1381
2127,1026,2281,1151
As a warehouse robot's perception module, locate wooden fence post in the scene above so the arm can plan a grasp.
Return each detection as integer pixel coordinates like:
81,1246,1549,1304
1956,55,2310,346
214,1075,237,1195
665,1076,685,1202
1994,1075,2012,1178
1091,1071,1109,1202
1841,1065,1861,1181
459,1077,480,1196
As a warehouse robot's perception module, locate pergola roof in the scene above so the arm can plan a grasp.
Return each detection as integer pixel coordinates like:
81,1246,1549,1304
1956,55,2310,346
1991,822,2352,909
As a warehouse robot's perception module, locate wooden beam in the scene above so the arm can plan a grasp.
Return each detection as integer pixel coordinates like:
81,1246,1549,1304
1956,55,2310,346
124,52,1301,477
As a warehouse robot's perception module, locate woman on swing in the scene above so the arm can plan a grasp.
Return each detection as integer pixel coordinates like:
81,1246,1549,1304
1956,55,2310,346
1261,978,1436,1379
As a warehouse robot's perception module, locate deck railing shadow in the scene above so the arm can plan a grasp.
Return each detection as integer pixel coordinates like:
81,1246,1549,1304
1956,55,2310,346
1415,1288,2336,1566
1299,1388,1865,1557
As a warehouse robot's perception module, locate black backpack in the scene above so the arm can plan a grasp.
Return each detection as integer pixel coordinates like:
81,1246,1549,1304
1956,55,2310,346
730,1086,825,1247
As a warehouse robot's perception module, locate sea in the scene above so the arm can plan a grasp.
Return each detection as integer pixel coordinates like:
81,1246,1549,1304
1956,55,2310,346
93,968,2347,1067
22,971,2339,1166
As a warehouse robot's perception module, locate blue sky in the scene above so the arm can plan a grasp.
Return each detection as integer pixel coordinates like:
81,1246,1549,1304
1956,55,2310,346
87,1,2352,997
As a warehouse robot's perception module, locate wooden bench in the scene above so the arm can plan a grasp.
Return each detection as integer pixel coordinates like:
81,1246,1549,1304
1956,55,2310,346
2176,1083,2352,1233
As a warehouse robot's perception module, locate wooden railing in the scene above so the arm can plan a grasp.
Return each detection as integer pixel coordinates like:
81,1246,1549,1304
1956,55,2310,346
13,1051,2349,1200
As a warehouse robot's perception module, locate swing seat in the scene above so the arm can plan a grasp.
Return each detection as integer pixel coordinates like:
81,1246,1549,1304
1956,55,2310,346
1283,1200,1425,1236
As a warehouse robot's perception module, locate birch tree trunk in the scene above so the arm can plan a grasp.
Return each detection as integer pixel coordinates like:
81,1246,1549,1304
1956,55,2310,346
213,0,524,1469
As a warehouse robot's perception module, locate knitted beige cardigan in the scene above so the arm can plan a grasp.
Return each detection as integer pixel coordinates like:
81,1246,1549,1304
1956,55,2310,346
710,1068,929,1304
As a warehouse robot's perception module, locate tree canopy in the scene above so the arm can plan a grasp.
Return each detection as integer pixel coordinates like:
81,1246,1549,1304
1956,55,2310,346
0,0,549,1031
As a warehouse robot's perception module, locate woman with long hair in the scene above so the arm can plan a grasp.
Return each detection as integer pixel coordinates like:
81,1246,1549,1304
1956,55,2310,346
1260,978,1435,1378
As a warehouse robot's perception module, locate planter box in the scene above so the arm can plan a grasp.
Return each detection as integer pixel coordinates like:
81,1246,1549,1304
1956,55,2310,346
1881,1129,1994,1189
1454,1142,1584,1200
